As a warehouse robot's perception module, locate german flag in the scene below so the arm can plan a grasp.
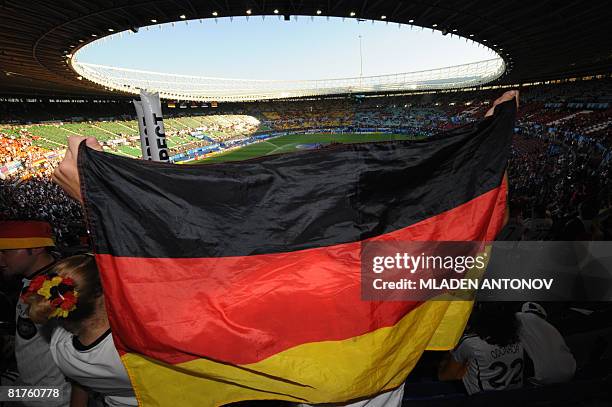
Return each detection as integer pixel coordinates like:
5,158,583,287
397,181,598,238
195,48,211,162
78,100,515,406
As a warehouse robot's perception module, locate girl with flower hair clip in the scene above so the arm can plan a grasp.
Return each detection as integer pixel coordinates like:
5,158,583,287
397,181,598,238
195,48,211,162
24,254,137,407
22,273,79,319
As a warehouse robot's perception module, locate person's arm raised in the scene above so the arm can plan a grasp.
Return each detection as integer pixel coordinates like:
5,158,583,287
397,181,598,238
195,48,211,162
485,90,519,118
52,137,102,203
486,90,519,229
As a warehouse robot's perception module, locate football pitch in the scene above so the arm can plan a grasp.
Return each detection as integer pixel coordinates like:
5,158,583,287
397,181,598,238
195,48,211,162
192,133,424,164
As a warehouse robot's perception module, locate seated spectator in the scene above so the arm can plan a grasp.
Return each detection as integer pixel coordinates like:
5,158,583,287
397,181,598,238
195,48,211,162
438,302,524,395
516,302,576,385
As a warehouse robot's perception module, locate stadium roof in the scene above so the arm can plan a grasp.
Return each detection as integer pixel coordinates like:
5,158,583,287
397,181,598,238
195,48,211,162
1,1,610,100
70,59,505,102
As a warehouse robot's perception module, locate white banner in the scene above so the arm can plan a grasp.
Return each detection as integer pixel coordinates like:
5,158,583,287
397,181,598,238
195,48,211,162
139,90,169,162
133,100,151,160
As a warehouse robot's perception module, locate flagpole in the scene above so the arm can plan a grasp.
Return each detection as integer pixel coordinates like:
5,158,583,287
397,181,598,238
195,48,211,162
359,35,363,77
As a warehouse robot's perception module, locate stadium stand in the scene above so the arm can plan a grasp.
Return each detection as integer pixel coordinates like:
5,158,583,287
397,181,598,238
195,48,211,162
2,78,611,243
2,78,611,407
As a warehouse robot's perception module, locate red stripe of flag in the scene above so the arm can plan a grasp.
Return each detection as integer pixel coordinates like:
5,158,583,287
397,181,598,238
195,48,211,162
99,179,506,366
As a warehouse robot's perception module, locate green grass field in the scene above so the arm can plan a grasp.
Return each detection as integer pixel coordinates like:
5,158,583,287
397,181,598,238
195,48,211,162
194,133,424,164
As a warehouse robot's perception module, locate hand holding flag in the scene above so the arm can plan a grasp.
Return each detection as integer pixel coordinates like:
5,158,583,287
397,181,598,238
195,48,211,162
52,136,102,202
486,90,519,117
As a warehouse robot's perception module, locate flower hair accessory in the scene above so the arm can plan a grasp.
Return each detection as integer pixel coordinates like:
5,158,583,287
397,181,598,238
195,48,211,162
21,274,79,318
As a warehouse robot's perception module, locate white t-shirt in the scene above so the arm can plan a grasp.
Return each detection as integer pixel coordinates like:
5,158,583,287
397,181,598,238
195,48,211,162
50,326,137,407
296,383,404,407
452,334,523,395
516,312,576,384
15,275,71,407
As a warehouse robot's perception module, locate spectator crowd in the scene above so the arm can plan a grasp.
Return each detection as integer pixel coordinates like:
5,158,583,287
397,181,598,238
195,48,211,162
1,78,611,247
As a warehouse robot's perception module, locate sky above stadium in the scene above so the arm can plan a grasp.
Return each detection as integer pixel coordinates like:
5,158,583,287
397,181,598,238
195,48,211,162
76,16,497,81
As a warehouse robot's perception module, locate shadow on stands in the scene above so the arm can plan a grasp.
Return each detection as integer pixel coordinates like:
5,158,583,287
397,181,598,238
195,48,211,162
402,372,612,407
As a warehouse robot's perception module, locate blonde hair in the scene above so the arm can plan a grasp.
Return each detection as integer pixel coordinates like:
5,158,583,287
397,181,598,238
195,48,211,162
25,292,53,324
26,254,103,324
